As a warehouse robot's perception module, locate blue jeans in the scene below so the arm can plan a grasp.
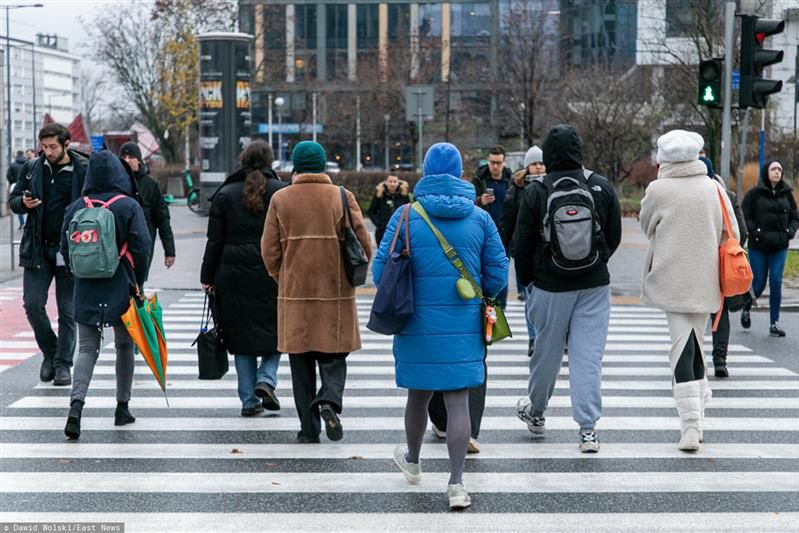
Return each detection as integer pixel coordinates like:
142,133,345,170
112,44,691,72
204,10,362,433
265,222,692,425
234,354,281,409
17,213,25,227
748,248,788,324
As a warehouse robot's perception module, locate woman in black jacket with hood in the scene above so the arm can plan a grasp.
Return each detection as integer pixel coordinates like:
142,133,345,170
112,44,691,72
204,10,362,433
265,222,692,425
60,151,152,439
201,140,287,416
741,160,799,337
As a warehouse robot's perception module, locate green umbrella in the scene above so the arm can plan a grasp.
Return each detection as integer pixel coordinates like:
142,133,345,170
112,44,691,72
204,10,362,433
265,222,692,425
122,292,169,405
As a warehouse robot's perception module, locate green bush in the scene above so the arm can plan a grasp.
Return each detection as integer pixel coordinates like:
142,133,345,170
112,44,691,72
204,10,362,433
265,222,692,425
619,196,642,216
785,250,799,279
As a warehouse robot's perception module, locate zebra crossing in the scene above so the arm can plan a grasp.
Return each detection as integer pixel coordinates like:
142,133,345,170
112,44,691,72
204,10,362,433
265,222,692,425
1,290,798,531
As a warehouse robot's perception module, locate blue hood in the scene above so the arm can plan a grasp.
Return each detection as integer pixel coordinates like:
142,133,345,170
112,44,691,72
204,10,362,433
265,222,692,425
414,173,476,219
82,151,138,197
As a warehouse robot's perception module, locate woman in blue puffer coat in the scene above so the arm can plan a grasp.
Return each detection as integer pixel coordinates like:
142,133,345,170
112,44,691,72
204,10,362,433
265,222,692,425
372,142,508,510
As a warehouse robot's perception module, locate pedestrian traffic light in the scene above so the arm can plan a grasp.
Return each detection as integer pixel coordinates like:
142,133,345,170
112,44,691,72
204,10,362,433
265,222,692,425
739,15,785,109
697,59,723,108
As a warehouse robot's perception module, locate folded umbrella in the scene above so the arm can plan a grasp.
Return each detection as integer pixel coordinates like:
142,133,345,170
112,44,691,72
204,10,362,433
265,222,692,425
121,291,169,404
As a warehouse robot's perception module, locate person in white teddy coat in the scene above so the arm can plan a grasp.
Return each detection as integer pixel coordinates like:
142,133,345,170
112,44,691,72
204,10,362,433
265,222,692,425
640,129,739,452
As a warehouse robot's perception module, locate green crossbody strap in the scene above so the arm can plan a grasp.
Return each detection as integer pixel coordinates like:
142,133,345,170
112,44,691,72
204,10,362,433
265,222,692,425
411,202,484,300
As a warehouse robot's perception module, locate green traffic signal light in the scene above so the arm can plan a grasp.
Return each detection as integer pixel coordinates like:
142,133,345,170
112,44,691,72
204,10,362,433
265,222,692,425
698,59,722,108
702,86,718,103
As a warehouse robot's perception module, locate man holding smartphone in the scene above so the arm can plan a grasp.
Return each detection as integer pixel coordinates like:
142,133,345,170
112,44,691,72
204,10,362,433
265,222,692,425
9,123,88,386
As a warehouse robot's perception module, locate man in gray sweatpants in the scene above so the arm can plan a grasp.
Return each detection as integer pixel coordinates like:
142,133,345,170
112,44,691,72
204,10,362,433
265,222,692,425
513,125,622,452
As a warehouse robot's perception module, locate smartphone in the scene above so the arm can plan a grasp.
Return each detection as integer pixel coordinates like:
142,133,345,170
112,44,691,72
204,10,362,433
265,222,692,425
485,187,494,196
23,190,37,200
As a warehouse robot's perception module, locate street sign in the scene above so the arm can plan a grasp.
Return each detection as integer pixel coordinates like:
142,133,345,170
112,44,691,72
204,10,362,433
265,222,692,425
258,123,323,135
405,86,434,122
732,69,740,90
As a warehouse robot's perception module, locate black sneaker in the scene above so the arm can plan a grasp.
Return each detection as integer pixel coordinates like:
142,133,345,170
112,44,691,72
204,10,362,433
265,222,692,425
40,357,55,382
255,383,281,411
64,400,83,440
320,404,343,441
769,323,786,337
296,431,320,444
740,309,751,329
241,405,265,417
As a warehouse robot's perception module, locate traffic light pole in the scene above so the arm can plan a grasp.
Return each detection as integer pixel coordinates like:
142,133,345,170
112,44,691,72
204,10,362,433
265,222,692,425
720,1,735,181
737,108,749,201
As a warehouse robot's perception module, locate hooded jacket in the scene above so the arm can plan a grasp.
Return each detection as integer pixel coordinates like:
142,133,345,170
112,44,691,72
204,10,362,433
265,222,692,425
201,166,287,355
501,168,542,250
60,151,151,327
367,179,411,237
514,125,622,292
741,160,798,252
133,164,176,260
6,154,26,185
372,144,508,391
9,149,88,269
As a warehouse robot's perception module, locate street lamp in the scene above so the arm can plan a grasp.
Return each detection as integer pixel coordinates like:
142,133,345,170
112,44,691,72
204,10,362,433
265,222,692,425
383,113,390,171
274,96,285,163
5,3,44,168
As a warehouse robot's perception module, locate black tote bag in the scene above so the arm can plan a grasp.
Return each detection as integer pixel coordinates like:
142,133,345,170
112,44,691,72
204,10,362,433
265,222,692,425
340,186,369,287
192,293,229,380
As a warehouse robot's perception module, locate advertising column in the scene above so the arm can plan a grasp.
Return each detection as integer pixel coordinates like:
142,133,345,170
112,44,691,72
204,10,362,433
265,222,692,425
198,32,254,212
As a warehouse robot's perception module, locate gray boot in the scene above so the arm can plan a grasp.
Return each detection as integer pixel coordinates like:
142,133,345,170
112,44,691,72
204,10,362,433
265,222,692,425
673,380,702,452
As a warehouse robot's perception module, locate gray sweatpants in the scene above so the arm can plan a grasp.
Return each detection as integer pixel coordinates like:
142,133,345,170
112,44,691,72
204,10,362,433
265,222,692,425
71,323,135,404
526,285,611,431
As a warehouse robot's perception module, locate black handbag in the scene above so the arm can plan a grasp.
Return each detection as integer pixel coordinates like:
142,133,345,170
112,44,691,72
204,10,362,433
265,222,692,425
339,186,369,287
192,293,229,380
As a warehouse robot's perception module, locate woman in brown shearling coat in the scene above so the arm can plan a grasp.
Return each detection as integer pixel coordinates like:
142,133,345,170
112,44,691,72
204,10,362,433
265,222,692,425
262,141,372,444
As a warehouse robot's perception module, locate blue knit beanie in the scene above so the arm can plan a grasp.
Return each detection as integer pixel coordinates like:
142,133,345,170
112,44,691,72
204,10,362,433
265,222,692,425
423,142,463,178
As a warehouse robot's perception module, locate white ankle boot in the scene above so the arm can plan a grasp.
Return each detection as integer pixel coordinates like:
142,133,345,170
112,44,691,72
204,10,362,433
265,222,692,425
673,380,702,452
698,377,711,443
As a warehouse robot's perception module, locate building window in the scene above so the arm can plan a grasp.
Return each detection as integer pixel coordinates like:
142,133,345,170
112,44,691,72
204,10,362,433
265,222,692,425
326,4,348,51
451,3,491,38
418,4,442,38
388,4,410,43
357,4,379,49
665,0,694,38
295,5,317,50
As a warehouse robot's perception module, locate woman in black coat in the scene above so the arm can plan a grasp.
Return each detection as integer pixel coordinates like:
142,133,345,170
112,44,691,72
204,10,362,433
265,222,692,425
741,159,799,337
201,140,288,415
60,151,152,439
367,175,410,246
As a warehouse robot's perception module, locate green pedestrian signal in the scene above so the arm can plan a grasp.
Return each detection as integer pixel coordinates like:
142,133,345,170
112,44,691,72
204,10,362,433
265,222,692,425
698,59,722,108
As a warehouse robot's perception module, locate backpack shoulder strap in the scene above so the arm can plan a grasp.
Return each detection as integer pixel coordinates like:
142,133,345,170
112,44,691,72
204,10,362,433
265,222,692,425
104,194,128,208
411,202,483,299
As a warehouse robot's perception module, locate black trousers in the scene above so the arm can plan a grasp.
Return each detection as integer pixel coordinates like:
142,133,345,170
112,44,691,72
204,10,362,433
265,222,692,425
23,243,75,370
710,306,730,365
427,361,487,439
288,352,348,438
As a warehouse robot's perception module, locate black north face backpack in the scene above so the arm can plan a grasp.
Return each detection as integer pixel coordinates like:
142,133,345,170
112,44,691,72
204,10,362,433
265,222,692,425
539,170,602,277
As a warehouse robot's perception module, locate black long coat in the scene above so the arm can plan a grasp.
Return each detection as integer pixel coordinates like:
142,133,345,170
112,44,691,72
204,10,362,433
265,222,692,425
200,168,287,356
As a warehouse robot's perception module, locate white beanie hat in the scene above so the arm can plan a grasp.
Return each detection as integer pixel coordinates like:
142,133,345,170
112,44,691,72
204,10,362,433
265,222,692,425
523,145,543,168
656,130,704,164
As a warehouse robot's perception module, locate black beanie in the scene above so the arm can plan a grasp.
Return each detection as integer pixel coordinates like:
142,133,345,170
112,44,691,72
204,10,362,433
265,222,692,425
119,142,143,162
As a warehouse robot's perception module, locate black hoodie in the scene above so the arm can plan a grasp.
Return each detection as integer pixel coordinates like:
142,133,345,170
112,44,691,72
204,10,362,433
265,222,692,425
60,151,151,326
741,159,799,252
514,124,622,292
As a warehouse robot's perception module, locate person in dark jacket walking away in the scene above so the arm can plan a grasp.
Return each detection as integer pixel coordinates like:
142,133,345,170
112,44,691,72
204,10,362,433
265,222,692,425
740,160,799,337
60,151,151,439
367,174,411,246
513,124,622,452
119,142,176,280
472,145,512,307
373,142,508,509
9,123,88,386
699,156,748,378
7,150,27,229
201,140,286,416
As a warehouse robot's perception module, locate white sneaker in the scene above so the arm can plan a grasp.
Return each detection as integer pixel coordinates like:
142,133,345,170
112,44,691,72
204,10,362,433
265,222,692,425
516,398,545,437
467,437,480,454
431,423,447,439
579,430,600,453
393,444,421,484
447,483,472,510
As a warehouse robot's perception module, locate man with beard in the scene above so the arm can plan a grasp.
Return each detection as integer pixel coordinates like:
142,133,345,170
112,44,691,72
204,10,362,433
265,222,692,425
119,142,175,280
9,123,88,386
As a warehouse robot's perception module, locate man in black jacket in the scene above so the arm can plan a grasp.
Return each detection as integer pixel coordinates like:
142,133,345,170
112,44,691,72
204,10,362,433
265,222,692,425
513,124,622,453
9,123,88,386
119,142,176,280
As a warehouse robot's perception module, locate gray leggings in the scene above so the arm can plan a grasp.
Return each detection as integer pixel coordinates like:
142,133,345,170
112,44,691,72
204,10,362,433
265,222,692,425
404,388,470,485
71,323,134,404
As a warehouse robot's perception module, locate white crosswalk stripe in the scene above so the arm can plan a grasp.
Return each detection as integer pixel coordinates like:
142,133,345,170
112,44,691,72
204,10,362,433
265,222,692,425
2,291,798,530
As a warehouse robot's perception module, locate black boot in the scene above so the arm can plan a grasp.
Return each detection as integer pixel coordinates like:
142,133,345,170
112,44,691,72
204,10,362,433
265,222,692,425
114,401,136,426
713,357,729,378
64,400,84,440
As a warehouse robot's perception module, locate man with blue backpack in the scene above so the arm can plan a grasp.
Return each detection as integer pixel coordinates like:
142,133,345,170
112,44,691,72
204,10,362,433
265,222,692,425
60,151,151,439
513,124,622,453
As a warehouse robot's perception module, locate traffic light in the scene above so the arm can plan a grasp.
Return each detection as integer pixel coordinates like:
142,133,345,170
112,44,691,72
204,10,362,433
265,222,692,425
739,15,785,109
697,59,723,108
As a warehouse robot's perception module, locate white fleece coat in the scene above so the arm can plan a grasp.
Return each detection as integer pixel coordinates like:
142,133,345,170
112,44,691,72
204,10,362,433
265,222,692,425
640,160,740,313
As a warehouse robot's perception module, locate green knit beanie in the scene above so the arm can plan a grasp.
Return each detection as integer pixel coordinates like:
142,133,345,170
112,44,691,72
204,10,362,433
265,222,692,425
291,141,327,174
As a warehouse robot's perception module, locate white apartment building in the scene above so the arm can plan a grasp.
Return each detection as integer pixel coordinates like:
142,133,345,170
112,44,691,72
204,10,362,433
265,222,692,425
0,33,81,155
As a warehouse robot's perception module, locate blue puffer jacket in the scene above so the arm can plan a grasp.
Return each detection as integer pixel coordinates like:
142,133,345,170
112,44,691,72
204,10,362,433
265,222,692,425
372,157,508,391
